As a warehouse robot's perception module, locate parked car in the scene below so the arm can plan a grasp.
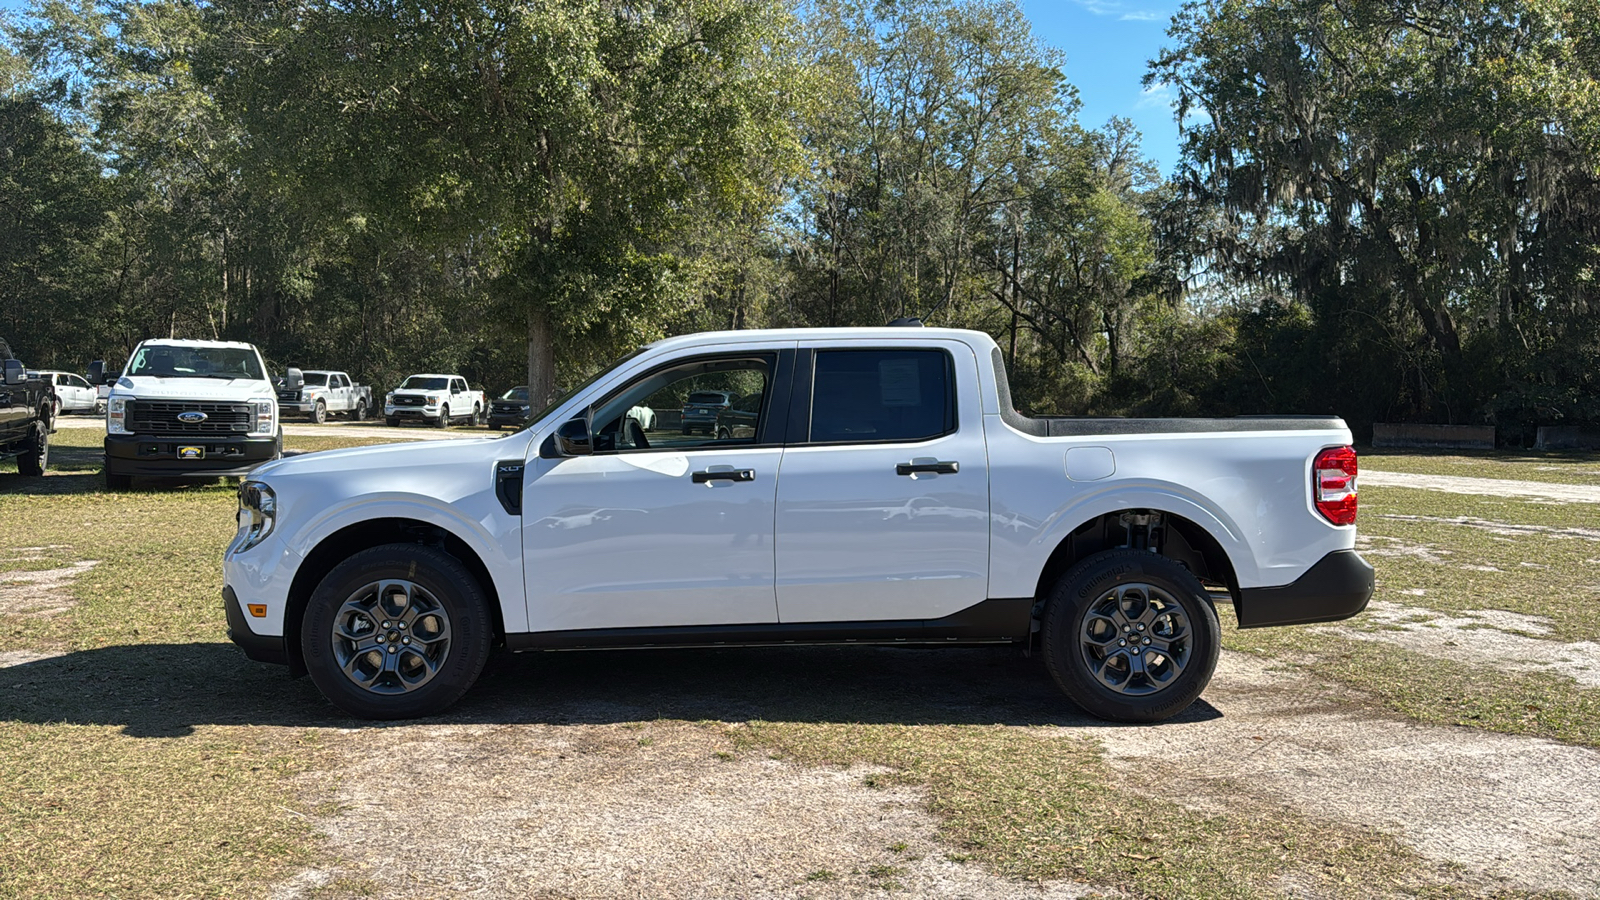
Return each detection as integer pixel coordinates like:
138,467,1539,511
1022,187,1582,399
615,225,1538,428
679,389,733,435
384,375,485,428
90,340,282,489
714,393,761,440
31,370,98,418
223,325,1372,723
276,370,373,423
488,386,531,430
1,337,53,476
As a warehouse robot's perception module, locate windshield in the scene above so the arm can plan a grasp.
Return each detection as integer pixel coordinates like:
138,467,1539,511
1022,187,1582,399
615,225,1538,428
500,386,529,402
128,345,264,380
687,391,729,405
301,373,329,386
400,376,449,391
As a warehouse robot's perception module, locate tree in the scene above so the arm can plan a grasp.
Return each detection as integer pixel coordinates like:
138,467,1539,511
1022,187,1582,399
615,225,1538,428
208,0,808,404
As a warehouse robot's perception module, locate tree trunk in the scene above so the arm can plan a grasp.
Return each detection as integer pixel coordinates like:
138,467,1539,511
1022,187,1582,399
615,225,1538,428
527,303,557,409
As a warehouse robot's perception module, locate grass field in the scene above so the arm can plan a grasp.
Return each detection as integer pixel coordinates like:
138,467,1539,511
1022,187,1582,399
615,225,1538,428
1,433,1595,898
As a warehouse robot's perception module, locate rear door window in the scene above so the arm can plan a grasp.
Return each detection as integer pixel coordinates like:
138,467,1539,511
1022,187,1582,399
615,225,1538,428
808,349,955,444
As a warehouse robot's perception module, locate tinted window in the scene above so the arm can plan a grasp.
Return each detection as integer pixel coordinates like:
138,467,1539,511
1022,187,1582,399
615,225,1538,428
400,376,448,390
302,373,330,386
809,349,954,443
591,355,772,452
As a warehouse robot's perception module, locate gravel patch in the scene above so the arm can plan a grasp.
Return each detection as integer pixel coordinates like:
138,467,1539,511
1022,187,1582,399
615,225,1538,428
1363,470,1600,503
1064,651,1600,894
1379,514,1600,541
0,649,60,668
273,721,1104,900
1318,600,1600,688
0,561,99,616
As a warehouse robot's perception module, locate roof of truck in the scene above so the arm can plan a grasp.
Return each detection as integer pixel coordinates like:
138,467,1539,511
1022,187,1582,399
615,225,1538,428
644,326,996,353
135,339,261,350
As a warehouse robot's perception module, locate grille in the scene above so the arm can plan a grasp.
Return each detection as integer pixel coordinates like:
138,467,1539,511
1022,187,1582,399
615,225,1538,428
393,395,427,407
277,390,301,402
127,400,253,435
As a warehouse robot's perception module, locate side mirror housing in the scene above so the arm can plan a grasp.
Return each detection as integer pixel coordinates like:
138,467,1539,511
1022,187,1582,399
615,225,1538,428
88,360,107,385
3,359,24,386
555,417,593,457
284,367,304,392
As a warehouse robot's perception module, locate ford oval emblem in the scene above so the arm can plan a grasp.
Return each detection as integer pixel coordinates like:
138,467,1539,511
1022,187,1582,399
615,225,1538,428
177,411,208,424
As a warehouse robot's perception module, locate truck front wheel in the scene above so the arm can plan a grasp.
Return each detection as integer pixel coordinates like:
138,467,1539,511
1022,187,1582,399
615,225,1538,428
301,543,493,719
436,404,450,429
1041,549,1220,723
310,400,327,424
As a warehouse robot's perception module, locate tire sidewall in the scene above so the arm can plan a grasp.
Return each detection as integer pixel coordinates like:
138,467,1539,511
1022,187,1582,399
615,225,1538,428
301,543,493,719
1042,549,1221,723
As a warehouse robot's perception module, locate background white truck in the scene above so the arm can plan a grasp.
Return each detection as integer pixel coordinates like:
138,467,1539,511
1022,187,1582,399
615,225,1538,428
276,370,373,423
384,374,484,428
91,339,281,489
223,326,1372,722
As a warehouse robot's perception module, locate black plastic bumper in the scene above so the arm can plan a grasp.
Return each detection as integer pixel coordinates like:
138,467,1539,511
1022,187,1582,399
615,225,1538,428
106,431,280,478
1234,550,1374,628
223,585,287,664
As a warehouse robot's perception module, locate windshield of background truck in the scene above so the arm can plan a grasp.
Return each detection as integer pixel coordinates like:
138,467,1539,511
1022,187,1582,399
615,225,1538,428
301,373,329,386
128,345,264,380
501,387,528,402
400,376,448,390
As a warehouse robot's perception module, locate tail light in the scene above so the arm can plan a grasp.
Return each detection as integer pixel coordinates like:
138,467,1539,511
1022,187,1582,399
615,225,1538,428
1313,445,1358,525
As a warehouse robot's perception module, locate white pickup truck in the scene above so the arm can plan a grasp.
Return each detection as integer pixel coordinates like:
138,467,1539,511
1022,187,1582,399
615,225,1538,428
223,327,1372,722
383,374,484,428
277,370,373,423
92,339,281,489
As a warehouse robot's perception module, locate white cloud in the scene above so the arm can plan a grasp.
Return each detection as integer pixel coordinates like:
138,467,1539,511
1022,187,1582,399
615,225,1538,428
1134,83,1177,111
1071,0,1168,22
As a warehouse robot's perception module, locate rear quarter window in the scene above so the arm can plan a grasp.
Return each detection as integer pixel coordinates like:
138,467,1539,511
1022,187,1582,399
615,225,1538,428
809,348,955,443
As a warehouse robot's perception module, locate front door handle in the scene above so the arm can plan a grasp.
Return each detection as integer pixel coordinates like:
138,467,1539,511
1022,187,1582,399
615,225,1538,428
896,460,959,476
692,467,756,484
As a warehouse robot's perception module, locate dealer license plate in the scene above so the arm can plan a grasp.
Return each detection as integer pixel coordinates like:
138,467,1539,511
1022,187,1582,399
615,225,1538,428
177,446,205,460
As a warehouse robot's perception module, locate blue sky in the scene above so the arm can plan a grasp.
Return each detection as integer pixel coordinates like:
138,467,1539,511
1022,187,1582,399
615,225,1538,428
1018,0,1184,173
1,0,1185,171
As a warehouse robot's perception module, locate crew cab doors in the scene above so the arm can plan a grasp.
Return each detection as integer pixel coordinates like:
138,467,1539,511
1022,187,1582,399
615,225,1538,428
520,338,991,634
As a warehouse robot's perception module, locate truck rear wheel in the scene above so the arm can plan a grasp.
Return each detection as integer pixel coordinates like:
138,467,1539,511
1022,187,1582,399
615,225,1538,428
17,424,48,476
351,399,367,421
1041,549,1220,723
300,543,493,719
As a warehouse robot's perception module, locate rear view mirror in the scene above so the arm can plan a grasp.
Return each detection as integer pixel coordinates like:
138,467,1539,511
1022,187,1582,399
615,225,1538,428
3,359,24,386
88,360,107,385
284,368,304,391
555,417,593,457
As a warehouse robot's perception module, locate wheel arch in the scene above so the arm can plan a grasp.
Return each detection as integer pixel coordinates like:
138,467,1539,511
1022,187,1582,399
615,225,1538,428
1031,509,1240,609
284,517,505,677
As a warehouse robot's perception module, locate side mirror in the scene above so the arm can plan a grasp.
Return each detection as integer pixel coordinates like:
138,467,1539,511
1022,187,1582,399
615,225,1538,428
3,359,24,386
555,417,593,457
284,367,304,392
88,360,107,385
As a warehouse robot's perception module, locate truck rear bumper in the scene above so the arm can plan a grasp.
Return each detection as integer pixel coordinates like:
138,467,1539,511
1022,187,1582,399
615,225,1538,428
105,431,281,478
1234,550,1374,628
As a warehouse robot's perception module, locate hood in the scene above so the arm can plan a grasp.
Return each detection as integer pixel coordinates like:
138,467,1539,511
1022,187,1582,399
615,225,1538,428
252,432,528,480
115,375,274,400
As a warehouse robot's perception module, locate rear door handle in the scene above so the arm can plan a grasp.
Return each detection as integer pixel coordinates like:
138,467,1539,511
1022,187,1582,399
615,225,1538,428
896,460,959,476
692,467,756,484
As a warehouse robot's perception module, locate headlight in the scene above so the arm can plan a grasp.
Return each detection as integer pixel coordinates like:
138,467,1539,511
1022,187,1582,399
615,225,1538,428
232,481,276,553
427,394,442,404
107,396,129,434
385,393,394,403
248,398,276,436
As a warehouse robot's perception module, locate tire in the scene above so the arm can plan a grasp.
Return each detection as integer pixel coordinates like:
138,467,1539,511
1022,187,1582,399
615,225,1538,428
352,399,368,421
51,397,62,425
1041,549,1220,723
436,405,450,429
386,417,400,427
310,400,327,424
301,543,494,719
105,470,133,490
17,424,48,476
471,404,482,426
716,426,730,440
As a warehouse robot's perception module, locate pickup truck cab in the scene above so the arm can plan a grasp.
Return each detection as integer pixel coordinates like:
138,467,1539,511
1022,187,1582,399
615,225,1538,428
384,375,484,428
93,340,282,489
223,327,1372,722
278,370,372,423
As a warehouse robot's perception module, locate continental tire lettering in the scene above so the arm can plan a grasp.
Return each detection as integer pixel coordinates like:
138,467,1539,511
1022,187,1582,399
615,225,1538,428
1079,564,1133,599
